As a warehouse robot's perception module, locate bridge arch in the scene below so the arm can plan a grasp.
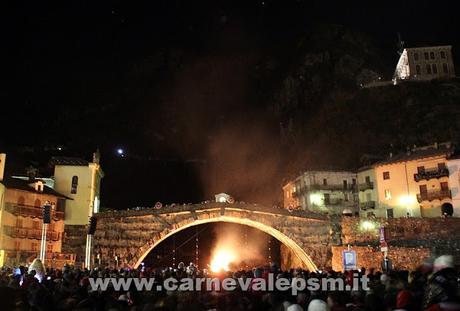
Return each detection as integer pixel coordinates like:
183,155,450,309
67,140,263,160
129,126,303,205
134,215,318,271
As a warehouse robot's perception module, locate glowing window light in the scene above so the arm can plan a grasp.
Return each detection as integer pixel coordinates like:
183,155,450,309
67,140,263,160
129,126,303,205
360,220,377,231
398,195,416,205
310,193,323,206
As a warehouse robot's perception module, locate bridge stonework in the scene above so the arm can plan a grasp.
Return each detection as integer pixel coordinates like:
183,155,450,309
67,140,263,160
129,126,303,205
93,203,333,270
91,204,460,271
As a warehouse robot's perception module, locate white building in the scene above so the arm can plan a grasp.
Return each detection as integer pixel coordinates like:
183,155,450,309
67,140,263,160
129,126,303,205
393,45,455,83
283,170,358,215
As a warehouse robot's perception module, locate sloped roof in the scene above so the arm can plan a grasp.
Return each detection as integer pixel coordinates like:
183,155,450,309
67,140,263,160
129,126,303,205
49,157,89,166
0,177,71,199
373,145,454,167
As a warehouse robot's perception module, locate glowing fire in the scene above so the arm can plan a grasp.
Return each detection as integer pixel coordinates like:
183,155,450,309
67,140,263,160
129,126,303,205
209,248,236,272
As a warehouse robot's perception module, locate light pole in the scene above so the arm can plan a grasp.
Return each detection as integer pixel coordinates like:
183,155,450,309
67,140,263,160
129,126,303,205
85,216,97,269
40,202,52,262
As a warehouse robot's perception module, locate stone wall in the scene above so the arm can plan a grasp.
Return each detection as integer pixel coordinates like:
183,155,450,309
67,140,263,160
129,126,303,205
341,217,460,245
331,246,431,271
338,217,460,266
62,225,87,266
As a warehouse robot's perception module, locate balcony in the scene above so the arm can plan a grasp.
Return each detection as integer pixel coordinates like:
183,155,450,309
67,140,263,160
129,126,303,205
414,168,449,182
416,189,451,203
359,201,376,210
3,225,61,241
310,184,357,192
358,182,374,191
4,203,64,221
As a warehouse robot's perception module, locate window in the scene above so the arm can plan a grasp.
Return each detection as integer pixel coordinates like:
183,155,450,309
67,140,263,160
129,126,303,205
419,185,428,194
33,220,40,230
343,180,348,190
441,182,449,191
426,64,432,74
34,199,41,207
366,193,372,201
344,193,349,201
414,52,419,61
71,176,78,194
438,163,446,171
432,64,438,74
417,166,425,174
430,51,435,59
352,178,356,185
387,209,394,218
365,176,371,183
383,171,390,180
441,51,446,59
443,63,449,73
416,65,421,75
424,52,429,60
31,242,38,252
323,178,327,186
16,218,23,228
384,189,392,200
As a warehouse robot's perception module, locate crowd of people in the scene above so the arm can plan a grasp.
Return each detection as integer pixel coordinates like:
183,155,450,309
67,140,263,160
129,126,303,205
0,255,459,311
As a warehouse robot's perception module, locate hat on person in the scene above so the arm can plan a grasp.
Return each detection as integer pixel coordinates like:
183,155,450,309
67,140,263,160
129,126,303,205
308,299,329,311
287,304,305,311
433,255,454,272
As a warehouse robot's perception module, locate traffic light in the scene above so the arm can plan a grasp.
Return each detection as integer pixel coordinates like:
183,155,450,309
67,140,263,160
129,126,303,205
88,216,97,235
43,204,51,224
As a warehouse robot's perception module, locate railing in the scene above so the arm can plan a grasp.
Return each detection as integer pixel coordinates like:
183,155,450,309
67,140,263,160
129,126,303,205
358,182,374,191
359,201,376,210
416,189,451,203
4,203,64,221
414,168,449,182
3,225,61,241
309,184,357,192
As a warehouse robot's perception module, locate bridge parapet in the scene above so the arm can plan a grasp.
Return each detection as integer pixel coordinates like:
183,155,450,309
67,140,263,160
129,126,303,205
96,202,327,220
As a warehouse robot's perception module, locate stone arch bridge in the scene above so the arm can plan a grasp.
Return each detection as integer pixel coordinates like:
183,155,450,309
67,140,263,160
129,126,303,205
92,203,335,270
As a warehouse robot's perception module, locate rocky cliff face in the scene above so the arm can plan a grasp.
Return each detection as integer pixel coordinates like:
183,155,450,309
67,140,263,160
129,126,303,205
254,25,460,180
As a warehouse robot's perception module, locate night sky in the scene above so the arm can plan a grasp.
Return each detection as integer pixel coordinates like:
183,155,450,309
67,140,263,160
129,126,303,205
2,0,459,209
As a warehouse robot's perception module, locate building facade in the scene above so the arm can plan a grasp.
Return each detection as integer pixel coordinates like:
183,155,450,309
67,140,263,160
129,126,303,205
358,143,454,218
357,167,379,217
393,46,455,83
283,170,358,215
447,157,460,217
0,175,69,267
52,154,104,226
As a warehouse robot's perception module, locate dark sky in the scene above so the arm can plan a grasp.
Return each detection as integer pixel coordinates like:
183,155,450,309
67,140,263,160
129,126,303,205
2,0,459,209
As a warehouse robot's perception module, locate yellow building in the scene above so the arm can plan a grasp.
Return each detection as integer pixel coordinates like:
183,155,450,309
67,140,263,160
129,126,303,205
0,153,71,267
51,154,104,226
359,143,454,218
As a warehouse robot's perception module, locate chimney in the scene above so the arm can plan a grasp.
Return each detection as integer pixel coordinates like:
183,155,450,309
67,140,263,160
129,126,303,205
0,153,5,181
93,149,101,164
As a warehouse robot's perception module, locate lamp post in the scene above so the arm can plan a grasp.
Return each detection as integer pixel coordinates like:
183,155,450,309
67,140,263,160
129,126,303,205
40,202,52,262
85,216,97,270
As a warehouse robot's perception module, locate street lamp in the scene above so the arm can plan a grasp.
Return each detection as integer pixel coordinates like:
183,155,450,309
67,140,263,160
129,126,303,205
40,201,52,262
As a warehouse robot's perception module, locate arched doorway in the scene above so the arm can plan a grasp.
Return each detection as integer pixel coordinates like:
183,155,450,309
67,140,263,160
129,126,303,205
441,203,454,216
134,216,318,271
